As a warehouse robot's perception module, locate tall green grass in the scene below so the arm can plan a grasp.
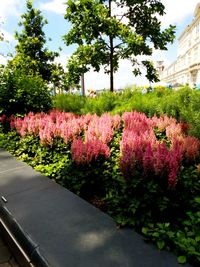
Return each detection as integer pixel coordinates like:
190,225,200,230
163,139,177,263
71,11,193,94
52,93,86,114
53,87,200,138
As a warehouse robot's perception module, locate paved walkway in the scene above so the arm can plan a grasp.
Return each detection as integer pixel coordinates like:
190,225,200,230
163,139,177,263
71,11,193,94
0,236,19,267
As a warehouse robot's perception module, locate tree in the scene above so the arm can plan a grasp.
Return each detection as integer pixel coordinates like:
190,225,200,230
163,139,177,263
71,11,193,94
9,0,58,82
51,63,68,95
63,0,175,92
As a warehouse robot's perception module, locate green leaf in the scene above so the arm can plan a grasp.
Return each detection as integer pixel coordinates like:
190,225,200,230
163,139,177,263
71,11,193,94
177,256,186,264
157,240,165,250
194,197,200,204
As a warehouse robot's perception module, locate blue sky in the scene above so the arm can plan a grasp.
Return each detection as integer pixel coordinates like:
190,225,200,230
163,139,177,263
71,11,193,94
0,0,200,90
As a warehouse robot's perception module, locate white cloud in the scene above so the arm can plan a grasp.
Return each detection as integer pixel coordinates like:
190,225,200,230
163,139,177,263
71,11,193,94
152,49,171,66
39,0,199,28
160,0,200,27
40,0,66,15
0,55,9,65
0,0,25,20
1,30,15,42
54,53,69,69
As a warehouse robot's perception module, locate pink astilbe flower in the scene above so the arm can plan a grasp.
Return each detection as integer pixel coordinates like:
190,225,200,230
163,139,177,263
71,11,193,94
120,142,136,180
85,113,121,144
122,111,153,133
171,135,200,163
120,130,157,179
143,142,154,175
120,112,158,179
58,117,85,145
71,138,110,165
151,142,182,188
111,114,121,129
152,115,177,132
10,117,22,131
165,123,184,140
153,142,169,176
167,146,182,188
39,120,57,146
120,112,186,188
182,136,200,162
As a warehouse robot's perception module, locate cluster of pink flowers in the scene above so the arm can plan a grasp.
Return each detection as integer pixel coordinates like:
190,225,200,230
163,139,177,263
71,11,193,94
71,138,110,165
120,112,199,188
10,111,83,145
70,113,120,165
2,110,199,186
8,110,121,164
85,113,121,144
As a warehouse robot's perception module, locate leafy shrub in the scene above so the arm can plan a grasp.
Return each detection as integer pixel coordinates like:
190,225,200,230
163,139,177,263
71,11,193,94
142,166,200,266
53,93,86,114
0,66,52,116
81,91,118,115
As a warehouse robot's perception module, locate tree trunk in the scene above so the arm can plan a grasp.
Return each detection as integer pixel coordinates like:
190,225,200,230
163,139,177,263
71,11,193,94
109,0,114,92
81,73,85,96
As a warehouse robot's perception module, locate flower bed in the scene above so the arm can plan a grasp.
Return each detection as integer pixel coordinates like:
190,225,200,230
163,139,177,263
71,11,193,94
0,110,200,266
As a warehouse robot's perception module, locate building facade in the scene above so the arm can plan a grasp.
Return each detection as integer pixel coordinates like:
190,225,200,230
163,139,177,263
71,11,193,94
160,3,200,87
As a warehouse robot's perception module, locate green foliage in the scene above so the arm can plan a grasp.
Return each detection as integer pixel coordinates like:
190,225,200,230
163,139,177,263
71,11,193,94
8,0,58,82
140,165,200,266
81,91,119,115
112,87,200,138
1,90,200,265
63,0,175,91
1,132,71,183
51,63,68,94
53,91,119,115
53,86,200,139
0,130,20,153
0,66,52,116
53,93,86,114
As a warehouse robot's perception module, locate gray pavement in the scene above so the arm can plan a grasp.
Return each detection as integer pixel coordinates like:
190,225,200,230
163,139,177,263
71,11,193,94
0,149,193,267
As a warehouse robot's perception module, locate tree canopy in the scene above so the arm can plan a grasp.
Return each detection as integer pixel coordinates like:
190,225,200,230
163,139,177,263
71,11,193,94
8,0,58,82
63,0,176,91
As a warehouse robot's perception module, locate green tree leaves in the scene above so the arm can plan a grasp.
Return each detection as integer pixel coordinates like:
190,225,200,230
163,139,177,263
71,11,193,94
0,66,52,116
9,0,58,82
63,0,176,91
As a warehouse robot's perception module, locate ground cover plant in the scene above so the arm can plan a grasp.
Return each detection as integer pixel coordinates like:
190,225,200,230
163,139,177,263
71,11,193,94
0,109,199,266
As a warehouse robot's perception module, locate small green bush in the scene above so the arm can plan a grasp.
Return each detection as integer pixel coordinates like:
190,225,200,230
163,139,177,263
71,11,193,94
53,93,86,114
81,91,118,115
0,67,52,116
